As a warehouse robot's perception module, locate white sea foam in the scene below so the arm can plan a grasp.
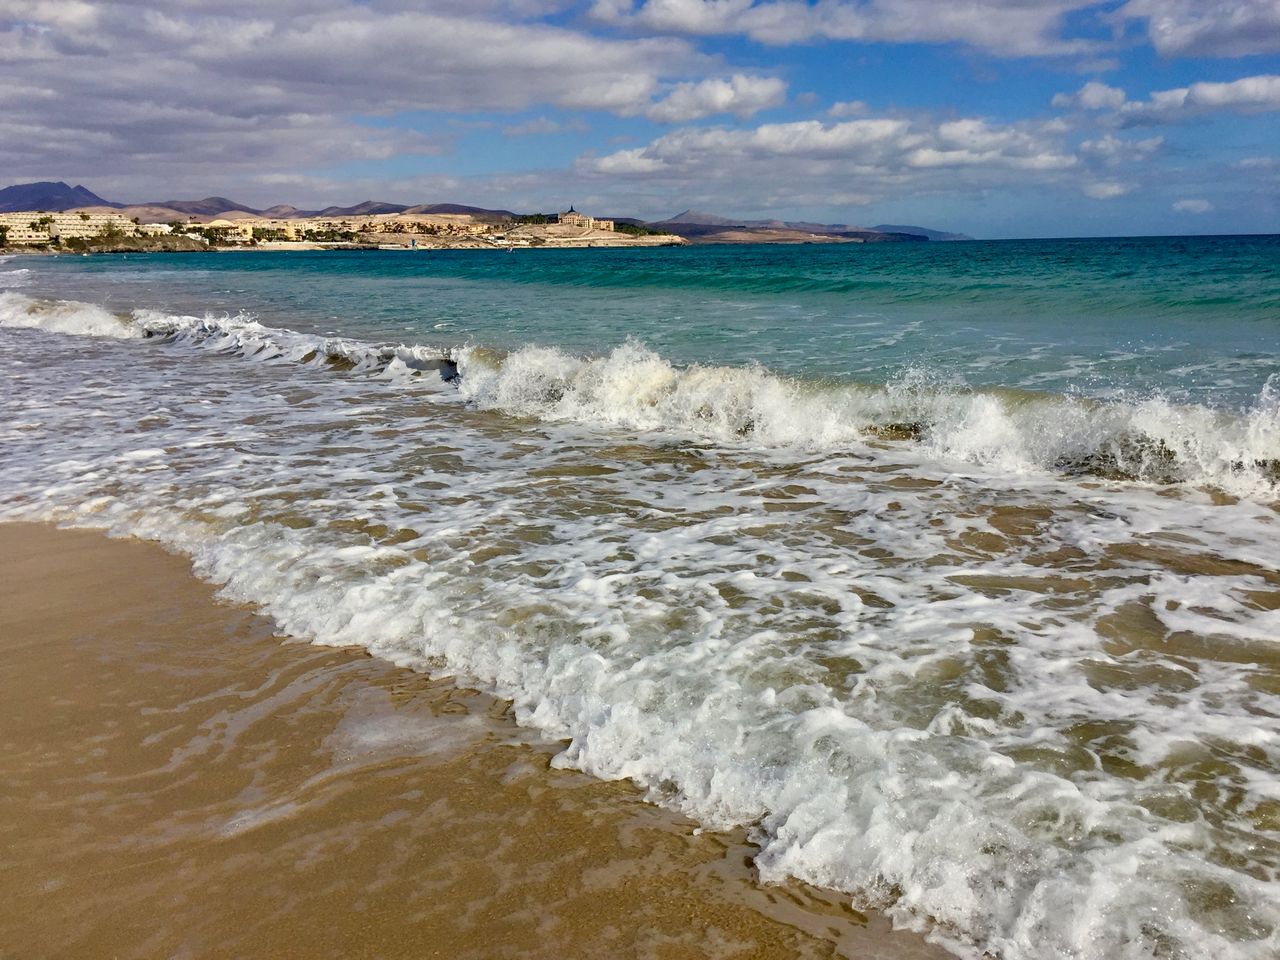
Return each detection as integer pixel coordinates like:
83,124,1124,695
3,293,1280,960
0,265,31,288
456,340,1280,500
0,288,140,338
2,289,1277,501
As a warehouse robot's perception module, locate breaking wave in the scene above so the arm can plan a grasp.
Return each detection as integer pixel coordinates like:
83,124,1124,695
3,289,1277,500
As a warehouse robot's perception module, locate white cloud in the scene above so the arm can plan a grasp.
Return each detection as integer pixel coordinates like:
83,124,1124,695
828,100,869,117
1082,181,1131,199
1121,74,1280,123
0,0,808,201
1053,75,1280,126
646,74,786,122
1173,198,1212,213
1079,134,1163,163
588,147,671,174
907,118,1078,170
594,1,1280,61
591,0,1102,57
1052,81,1127,110
576,111,1089,212
1176,75,1280,109
0,0,100,29
1117,0,1280,58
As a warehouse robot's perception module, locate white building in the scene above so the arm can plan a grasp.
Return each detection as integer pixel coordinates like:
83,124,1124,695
0,210,138,244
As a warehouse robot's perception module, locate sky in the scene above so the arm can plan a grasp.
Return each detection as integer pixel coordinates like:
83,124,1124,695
1,0,1277,237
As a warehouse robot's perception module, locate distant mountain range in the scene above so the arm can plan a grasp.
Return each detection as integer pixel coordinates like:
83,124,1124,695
0,182,517,222
0,181,117,212
0,182,970,241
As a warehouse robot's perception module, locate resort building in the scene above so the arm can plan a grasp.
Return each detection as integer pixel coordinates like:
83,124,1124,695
558,207,590,227
0,210,139,244
204,219,256,243
556,207,614,231
46,212,135,239
0,222,51,245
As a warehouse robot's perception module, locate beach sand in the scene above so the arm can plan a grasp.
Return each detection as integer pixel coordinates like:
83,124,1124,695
0,523,950,960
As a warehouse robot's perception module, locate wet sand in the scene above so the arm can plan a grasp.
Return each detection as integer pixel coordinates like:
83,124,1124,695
0,523,950,960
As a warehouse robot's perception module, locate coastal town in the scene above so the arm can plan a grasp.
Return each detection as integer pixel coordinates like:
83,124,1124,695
0,205,683,252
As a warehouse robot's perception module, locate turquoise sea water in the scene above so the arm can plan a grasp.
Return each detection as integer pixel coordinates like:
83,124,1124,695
14,235,1280,406
2,237,1279,960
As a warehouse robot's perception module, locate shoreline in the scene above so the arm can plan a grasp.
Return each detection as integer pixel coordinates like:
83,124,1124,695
0,521,950,960
0,238,686,255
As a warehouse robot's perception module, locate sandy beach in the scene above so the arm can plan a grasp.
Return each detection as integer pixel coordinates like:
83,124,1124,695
0,523,948,960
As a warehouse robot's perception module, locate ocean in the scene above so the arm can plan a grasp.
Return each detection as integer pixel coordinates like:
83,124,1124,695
2,236,1278,959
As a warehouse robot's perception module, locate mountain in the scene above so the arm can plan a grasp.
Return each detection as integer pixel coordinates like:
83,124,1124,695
314,200,409,217
660,209,745,226
872,223,974,242
260,204,310,218
0,181,117,212
406,203,517,220
151,196,260,216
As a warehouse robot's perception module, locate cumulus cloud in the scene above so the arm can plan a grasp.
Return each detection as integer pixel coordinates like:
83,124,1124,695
591,0,1102,57
587,147,671,174
575,111,1092,213
828,100,869,117
593,1,1280,60
913,118,1078,170
1117,0,1280,58
646,74,786,122
1121,74,1280,123
1173,198,1212,213
1052,74,1280,125
1052,81,1127,110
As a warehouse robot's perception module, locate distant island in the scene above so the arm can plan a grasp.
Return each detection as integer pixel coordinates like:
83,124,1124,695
0,182,971,252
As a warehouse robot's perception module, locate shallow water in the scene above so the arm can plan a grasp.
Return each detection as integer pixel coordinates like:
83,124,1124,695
2,240,1279,959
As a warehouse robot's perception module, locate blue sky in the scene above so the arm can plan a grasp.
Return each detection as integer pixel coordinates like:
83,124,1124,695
1,1,1277,237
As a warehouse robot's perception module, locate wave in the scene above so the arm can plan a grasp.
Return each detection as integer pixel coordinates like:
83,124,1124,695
3,289,1277,501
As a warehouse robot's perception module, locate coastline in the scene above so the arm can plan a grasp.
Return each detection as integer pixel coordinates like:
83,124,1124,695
0,235,686,255
0,522,950,960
